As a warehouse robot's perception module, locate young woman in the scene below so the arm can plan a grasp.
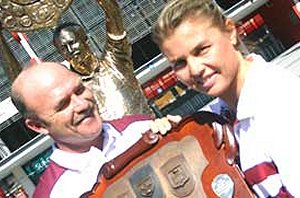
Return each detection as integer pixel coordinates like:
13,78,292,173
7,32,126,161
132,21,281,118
153,0,300,197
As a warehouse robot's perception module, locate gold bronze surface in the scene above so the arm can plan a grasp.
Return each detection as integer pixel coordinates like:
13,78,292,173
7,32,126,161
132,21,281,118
0,0,73,32
54,0,153,120
0,27,22,82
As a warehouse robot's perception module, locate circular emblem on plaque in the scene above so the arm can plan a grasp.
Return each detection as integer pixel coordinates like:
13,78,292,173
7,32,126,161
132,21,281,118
211,174,234,198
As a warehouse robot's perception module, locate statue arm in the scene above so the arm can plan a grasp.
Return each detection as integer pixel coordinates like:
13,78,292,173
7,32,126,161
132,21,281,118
97,0,135,74
97,0,126,39
0,24,22,82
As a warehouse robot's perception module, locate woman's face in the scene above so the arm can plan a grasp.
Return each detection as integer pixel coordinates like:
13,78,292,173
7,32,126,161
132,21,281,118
161,17,241,99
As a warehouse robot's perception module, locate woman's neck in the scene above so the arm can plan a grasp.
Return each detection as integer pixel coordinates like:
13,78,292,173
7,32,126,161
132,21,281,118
222,54,253,112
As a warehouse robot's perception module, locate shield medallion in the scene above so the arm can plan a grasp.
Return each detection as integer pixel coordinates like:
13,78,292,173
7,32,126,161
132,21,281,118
161,154,195,197
129,164,163,197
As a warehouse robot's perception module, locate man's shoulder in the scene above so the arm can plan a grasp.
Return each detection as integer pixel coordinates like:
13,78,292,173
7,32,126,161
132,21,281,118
33,161,66,198
107,114,152,132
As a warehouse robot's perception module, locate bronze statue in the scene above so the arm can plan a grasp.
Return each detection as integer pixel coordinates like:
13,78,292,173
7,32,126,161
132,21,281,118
0,0,73,32
0,23,22,82
0,0,73,83
53,0,153,121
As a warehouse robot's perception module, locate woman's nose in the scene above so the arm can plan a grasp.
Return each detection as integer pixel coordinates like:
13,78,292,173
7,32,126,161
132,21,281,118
187,57,203,77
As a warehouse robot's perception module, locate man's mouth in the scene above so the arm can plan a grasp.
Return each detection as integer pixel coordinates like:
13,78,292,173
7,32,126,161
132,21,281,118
73,107,93,125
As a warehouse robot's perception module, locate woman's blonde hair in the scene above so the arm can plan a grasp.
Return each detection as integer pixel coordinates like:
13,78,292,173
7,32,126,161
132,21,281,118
152,0,227,48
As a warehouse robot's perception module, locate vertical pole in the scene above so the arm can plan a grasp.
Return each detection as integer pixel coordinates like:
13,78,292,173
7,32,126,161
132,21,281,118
10,32,42,64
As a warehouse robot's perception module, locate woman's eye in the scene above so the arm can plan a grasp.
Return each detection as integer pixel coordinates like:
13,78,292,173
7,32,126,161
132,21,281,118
172,59,187,70
194,45,210,56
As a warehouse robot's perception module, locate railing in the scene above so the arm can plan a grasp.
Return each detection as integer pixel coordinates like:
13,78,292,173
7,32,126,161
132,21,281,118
0,134,53,179
224,0,269,21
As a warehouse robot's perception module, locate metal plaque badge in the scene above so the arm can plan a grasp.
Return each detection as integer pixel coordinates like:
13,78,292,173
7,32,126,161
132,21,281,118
160,154,195,197
211,174,234,198
129,164,163,197
0,0,73,32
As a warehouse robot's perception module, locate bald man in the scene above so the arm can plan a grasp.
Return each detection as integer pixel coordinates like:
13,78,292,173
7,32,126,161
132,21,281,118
11,62,175,197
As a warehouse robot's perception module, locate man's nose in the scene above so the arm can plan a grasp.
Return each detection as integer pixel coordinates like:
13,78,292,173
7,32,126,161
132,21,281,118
72,95,89,111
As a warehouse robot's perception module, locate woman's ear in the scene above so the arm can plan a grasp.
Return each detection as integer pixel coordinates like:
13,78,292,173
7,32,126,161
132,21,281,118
225,19,238,46
25,118,49,135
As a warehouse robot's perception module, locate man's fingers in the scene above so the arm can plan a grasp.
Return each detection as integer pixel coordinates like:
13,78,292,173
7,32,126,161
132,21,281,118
150,117,171,135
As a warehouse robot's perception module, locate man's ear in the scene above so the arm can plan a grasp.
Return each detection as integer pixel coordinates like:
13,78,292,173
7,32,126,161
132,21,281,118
225,19,238,46
25,118,49,135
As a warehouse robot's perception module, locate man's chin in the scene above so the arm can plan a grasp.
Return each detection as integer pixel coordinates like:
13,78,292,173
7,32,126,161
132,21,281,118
79,125,102,137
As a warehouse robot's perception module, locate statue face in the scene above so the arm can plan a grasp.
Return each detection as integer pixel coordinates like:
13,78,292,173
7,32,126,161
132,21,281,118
54,26,96,76
56,29,89,61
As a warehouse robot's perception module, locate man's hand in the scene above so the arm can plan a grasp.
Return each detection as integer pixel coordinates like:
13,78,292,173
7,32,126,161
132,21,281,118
149,115,182,135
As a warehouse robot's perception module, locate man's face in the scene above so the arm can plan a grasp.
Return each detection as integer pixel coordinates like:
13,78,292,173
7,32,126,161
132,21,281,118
161,17,240,99
27,66,103,148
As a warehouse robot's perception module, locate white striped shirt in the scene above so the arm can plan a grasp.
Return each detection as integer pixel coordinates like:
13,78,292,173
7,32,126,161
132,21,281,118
234,54,300,197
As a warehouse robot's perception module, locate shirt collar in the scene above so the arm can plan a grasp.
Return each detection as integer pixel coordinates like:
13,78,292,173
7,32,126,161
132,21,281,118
50,123,121,171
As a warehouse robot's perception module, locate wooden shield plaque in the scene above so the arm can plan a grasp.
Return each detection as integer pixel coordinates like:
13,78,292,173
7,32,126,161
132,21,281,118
82,111,255,198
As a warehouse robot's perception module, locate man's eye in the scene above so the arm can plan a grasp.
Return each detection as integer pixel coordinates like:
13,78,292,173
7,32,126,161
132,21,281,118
172,59,187,70
75,84,85,95
56,99,70,112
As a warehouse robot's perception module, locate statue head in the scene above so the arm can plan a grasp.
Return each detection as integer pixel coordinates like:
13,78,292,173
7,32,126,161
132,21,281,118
53,23,96,76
